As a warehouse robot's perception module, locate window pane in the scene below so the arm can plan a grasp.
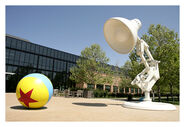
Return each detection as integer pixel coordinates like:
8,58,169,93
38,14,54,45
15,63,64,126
105,85,110,92
6,37,11,47
17,40,22,49
43,47,47,56
54,50,58,58
19,52,25,66
22,41,26,50
87,84,94,89
24,53,30,66
49,59,53,71
42,57,46,69
97,84,103,90
57,51,60,59
12,66,17,72
47,48,51,56
113,86,118,93
31,44,35,52
14,51,20,65
26,43,31,52
131,88,134,93
9,50,15,64
6,65,12,72
29,54,34,66
11,39,17,48
39,46,43,54
51,49,54,57
34,55,38,68
6,49,10,63
35,45,40,54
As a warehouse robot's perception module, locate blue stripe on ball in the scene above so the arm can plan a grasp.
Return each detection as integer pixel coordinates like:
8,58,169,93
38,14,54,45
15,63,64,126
25,73,53,102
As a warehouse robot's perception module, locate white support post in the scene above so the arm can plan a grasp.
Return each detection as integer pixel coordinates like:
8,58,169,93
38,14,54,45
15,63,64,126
131,39,160,102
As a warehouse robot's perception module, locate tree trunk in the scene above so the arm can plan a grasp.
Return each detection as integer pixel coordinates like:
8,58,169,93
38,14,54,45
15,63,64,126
170,82,174,102
157,85,161,102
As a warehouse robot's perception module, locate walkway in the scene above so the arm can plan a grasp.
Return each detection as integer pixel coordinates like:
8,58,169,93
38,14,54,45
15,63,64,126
6,93,179,121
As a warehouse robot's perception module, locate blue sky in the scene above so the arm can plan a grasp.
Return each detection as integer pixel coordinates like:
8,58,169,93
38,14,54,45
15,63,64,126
6,6,179,67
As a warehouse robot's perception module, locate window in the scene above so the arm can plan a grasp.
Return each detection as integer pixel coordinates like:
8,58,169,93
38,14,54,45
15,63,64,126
6,65,17,73
57,51,60,59
60,52,64,59
131,88,134,93
12,66,17,72
8,50,15,64
35,45,40,54
126,87,129,93
26,43,31,52
97,84,103,90
54,60,57,71
105,85,110,92
43,47,47,56
113,86,118,93
20,52,25,66
29,54,34,67
11,39,17,48
24,53,30,66
14,51,20,65
34,55,38,68
6,49,10,63
47,48,51,56
67,63,74,73
51,49,55,57
31,44,35,52
48,58,53,71
39,46,43,54
87,84,94,90
64,53,68,60
54,50,58,58
17,40,22,49
6,65,12,72
135,88,138,94
42,57,46,69
6,37,11,47
22,41,26,50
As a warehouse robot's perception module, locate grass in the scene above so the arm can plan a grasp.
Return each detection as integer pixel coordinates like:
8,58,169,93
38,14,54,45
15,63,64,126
153,98,179,105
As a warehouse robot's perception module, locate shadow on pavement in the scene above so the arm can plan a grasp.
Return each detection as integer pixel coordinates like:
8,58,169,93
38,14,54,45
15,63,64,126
111,98,141,102
72,102,107,107
108,104,122,106
10,105,47,110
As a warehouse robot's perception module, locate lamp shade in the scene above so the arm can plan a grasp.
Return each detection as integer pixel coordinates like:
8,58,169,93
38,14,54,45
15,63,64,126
104,17,141,54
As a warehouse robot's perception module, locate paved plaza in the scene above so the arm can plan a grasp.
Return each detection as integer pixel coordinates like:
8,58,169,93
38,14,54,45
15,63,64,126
6,93,179,121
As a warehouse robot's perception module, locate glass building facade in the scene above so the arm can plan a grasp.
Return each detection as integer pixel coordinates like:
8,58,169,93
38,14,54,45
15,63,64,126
6,34,80,92
5,34,142,94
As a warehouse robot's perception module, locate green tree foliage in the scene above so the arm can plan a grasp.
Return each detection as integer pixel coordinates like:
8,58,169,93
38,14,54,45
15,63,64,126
128,24,179,101
119,60,139,89
70,44,113,87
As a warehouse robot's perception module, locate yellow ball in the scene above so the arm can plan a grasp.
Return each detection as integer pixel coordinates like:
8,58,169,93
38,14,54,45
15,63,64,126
16,73,53,108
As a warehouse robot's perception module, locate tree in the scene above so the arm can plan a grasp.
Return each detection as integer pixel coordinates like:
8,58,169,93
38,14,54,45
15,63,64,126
119,60,140,94
128,24,179,101
70,44,113,88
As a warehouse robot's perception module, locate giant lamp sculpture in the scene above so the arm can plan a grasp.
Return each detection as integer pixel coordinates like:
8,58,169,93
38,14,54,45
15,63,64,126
104,17,176,110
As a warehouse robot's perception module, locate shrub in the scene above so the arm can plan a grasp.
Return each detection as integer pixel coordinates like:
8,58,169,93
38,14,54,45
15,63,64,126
93,89,108,98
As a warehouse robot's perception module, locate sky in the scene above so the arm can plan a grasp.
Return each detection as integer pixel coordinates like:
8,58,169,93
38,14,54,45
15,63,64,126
6,6,179,67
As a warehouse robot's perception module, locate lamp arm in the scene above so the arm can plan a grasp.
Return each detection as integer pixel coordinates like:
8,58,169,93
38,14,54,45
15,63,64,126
131,38,160,95
136,39,154,70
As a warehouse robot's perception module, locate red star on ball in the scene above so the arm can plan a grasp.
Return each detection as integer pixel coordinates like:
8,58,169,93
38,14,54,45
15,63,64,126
18,88,38,108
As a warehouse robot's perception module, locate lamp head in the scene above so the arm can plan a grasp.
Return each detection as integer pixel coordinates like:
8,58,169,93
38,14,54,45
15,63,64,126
104,17,141,54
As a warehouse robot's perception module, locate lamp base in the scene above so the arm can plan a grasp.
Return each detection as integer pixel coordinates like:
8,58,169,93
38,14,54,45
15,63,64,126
122,101,176,111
